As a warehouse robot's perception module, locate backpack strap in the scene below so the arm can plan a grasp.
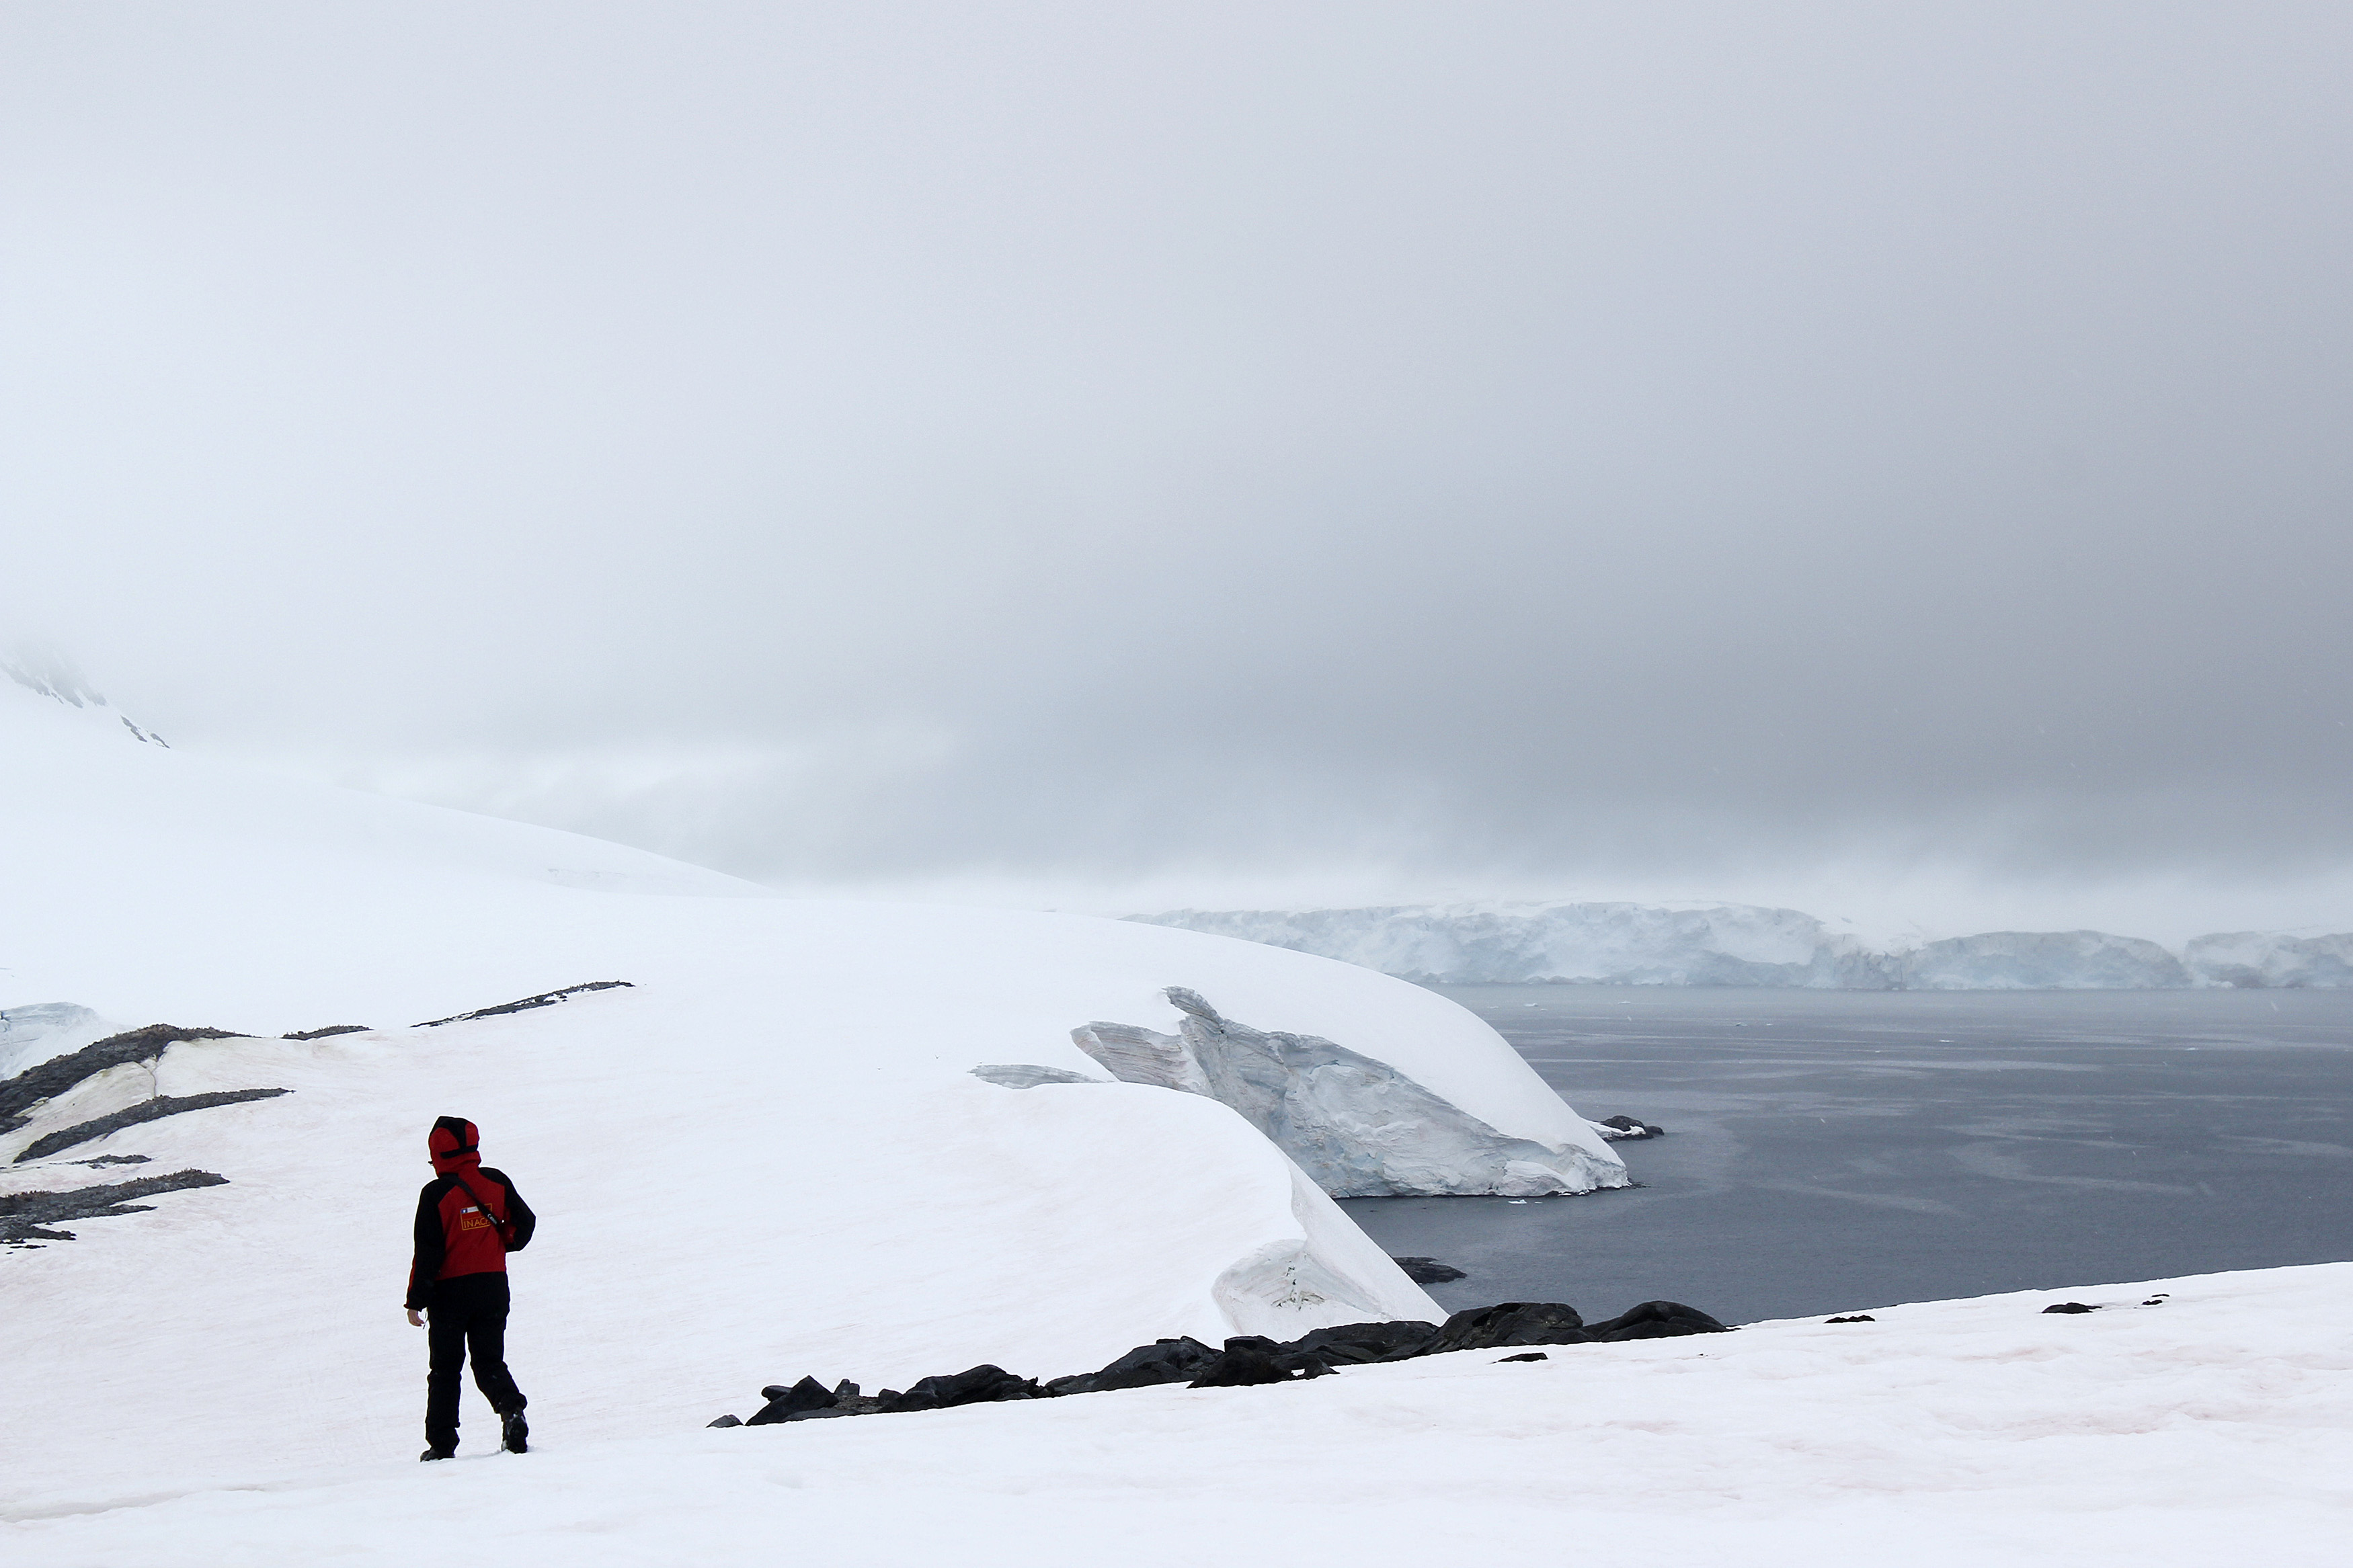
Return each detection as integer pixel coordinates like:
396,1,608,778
449,1171,516,1251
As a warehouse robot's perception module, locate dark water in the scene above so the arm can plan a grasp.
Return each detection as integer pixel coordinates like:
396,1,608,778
1341,986,2353,1325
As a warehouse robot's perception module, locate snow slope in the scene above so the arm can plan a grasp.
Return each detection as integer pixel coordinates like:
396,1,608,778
9,1261,2346,1565
0,677,1622,1500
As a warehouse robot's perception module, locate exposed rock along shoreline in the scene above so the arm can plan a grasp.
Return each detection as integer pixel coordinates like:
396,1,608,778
712,1299,1730,1428
1133,903,2353,989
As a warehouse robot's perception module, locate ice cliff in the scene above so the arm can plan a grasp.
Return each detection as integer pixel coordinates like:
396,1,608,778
1134,903,1891,987
2183,932,2353,989
1067,987,1625,1197
1900,931,2189,990
1132,903,2353,989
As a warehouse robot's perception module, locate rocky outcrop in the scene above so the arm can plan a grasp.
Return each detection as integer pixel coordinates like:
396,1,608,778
413,981,633,1028
709,1297,1727,1426
15,1088,293,1163
1,1169,229,1243
1591,1115,1666,1141
0,1025,243,1134
1066,988,1622,1198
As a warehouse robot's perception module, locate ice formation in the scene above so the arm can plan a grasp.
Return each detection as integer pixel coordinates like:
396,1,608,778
2183,931,2353,989
1133,901,1890,987
1135,903,2353,989
1069,987,1625,1197
1899,931,2191,991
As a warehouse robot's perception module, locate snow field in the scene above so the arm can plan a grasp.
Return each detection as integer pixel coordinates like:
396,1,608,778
10,1262,2348,1565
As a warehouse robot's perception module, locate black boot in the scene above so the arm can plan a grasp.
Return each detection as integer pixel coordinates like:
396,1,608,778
420,1445,455,1462
501,1409,529,1454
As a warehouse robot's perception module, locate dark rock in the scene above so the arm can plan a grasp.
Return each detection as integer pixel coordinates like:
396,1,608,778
746,1375,838,1425
1425,1302,1595,1354
0,1169,229,1243
1826,1315,1876,1324
2143,1296,2168,1306
1084,1335,1221,1392
2042,1302,2098,1315
15,1088,294,1163
282,1025,370,1040
1,1026,243,1133
1497,1352,1548,1362
881,1364,1042,1413
1273,1320,1437,1366
707,1414,742,1428
413,982,633,1029
1188,1338,1306,1388
1584,1301,1730,1342
832,1380,861,1401
79,1155,151,1167
1392,1256,1466,1284
1597,1114,1667,1139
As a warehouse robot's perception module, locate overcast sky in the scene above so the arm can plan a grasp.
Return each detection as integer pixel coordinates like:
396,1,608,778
4,3,2350,935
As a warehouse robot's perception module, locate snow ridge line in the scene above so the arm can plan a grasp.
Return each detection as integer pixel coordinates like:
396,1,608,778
412,981,635,1028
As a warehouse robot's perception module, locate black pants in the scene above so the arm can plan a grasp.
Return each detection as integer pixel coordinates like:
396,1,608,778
426,1272,526,1450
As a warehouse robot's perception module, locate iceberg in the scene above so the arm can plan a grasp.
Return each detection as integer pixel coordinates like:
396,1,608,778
1068,987,1625,1196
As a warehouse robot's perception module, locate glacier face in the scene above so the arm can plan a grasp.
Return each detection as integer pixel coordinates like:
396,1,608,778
1132,903,2353,989
1134,902,1893,988
1069,987,1626,1198
2184,932,2353,989
1899,931,2190,990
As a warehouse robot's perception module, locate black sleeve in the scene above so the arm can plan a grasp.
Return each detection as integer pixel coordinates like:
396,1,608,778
485,1168,536,1253
405,1180,449,1309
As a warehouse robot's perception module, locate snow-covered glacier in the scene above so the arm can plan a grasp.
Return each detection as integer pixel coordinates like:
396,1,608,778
1133,903,2353,989
2184,931,2353,988
1899,930,2191,989
1133,901,1895,987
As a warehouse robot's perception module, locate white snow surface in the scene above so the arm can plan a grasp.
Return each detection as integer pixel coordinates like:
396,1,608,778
0,677,1625,1501
1138,902,2353,988
8,1261,2347,1565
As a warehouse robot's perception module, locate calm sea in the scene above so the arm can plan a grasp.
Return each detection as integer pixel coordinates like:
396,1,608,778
1341,985,2353,1325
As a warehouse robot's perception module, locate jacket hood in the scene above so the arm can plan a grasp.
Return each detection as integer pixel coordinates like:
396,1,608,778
429,1116,483,1176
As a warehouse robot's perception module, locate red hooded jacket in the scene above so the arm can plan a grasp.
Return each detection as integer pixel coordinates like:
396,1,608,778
405,1116,537,1309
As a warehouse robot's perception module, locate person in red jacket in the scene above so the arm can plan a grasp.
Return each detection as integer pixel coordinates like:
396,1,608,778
405,1116,537,1460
